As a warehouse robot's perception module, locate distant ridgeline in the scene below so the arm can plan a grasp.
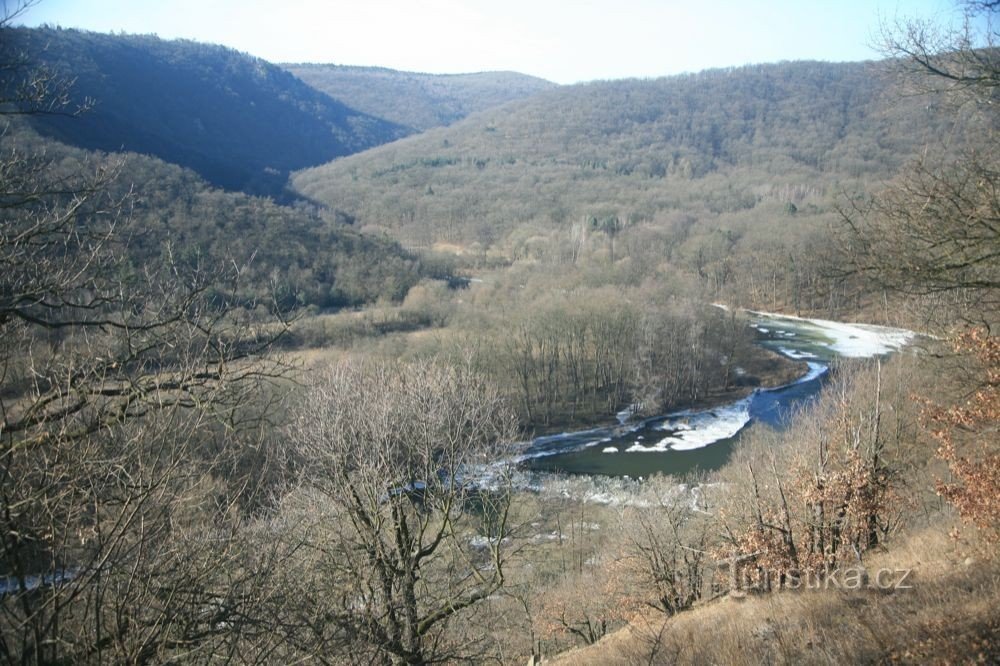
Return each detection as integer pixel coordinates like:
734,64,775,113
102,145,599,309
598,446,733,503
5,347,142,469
283,64,557,131
3,27,412,198
292,60,955,247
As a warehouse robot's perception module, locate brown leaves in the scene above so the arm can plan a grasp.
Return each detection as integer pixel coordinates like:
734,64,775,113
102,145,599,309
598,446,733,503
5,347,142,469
924,329,1000,542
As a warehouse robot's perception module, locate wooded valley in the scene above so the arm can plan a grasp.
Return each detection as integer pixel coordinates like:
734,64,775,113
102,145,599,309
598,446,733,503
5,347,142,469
1,1,998,663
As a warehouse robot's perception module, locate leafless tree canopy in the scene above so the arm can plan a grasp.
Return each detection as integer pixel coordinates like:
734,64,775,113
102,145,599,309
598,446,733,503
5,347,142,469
877,1,1000,110
836,1,1000,329
1,5,295,662
280,359,519,665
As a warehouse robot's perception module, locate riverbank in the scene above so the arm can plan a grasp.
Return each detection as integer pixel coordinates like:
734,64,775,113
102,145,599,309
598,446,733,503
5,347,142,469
526,341,806,440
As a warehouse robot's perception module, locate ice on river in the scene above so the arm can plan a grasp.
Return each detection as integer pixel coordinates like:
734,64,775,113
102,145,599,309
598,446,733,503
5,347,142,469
777,346,818,360
751,311,915,358
515,309,915,473
626,396,753,452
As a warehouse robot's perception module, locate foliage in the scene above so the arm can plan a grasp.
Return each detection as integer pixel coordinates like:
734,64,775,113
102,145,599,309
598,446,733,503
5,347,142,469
621,489,712,616
293,60,949,251
3,127,425,312
711,361,910,592
836,0,1000,540
924,329,1000,542
454,288,764,429
836,1,1000,327
1,12,295,660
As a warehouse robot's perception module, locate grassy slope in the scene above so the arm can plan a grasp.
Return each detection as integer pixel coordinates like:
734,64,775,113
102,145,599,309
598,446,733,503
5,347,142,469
549,523,1000,665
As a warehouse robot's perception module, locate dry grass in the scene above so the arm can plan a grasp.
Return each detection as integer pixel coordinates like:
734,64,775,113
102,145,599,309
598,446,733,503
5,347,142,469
548,521,1000,665
286,345,348,369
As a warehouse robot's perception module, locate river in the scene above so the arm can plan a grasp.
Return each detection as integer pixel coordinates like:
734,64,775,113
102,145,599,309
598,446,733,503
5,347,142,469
514,310,914,478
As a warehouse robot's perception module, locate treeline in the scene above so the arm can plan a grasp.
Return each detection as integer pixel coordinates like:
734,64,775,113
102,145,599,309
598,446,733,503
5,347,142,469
293,60,951,249
289,59,959,319
477,301,754,426
284,64,556,131
122,154,425,310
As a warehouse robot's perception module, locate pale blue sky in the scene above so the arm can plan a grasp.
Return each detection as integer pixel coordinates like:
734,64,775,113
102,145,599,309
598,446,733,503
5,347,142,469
15,0,968,84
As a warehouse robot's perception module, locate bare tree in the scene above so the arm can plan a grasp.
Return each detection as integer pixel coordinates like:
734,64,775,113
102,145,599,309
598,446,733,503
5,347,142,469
1,7,294,662
621,487,711,617
877,1,999,109
283,359,518,665
835,1,1000,328
834,1,1000,547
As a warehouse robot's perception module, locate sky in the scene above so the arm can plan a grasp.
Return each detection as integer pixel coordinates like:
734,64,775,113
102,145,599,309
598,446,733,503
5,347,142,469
13,0,968,85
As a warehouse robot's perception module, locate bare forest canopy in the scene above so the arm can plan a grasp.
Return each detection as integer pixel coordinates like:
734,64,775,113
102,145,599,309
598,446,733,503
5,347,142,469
1,127,428,312
292,60,954,250
1,27,413,198
283,64,557,131
3,2,1000,660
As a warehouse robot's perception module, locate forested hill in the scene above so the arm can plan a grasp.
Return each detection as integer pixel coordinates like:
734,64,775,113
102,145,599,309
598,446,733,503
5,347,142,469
291,60,952,249
2,124,425,312
283,64,557,131
114,152,424,311
3,27,411,198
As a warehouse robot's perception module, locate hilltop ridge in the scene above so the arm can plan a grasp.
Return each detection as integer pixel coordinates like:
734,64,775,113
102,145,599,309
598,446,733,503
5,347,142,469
283,64,556,131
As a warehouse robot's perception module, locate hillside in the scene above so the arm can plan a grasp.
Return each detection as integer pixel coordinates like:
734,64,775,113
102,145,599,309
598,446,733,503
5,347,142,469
4,1,999,662
1,125,424,313
292,61,951,251
2,27,411,197
547,525,1000,665
282,65,556,131
117,154,424,311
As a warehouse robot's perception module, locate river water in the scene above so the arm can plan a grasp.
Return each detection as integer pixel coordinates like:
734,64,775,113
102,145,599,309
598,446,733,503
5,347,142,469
515,311,913,478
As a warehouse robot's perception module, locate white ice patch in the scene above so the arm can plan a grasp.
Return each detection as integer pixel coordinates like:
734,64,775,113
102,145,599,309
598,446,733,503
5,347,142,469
603,446,619,454
470,535,508,549
755,361,829,393
798,361,829,384
817,321,913,357
750,311,915,358
767,361,828,390
513,432,623,463
625,397,752,453
777,346,818,360
616,403,642,424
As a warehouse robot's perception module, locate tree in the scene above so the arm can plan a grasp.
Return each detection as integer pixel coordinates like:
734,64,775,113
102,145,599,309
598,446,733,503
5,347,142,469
835,0,1000,542
1,5,292,661
621,482,710,616
0,1,83,117
924,329,1000,543
283,359,518,665
878,1,1000,108
713,362,907,593
590,215,625,264
835,1,1000,327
